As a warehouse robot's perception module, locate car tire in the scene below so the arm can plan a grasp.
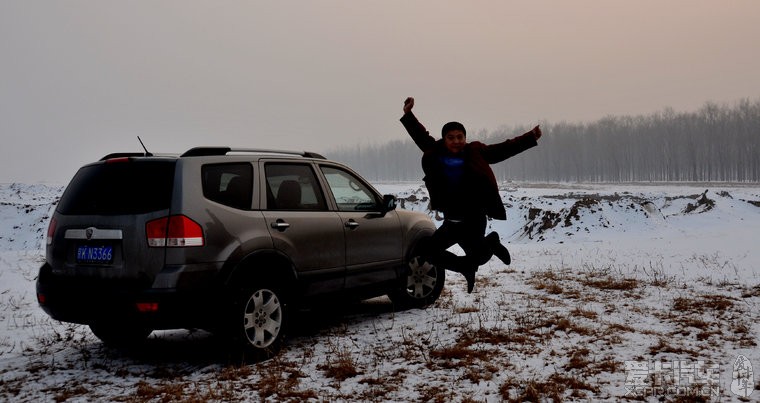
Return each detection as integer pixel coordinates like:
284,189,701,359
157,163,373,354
389,254,445,309
229,283,287,362
89,321,152,347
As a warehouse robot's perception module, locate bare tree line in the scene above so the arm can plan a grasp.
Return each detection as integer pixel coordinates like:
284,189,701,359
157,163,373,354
326,98,760,183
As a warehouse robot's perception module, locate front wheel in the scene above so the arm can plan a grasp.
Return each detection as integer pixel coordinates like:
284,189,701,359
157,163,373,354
229,285,287,362
389,255,445,309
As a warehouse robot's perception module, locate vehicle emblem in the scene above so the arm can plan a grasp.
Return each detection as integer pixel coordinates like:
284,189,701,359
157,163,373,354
86,227,94,240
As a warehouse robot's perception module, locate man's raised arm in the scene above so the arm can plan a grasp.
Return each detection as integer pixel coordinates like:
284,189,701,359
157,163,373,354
400,97,436,152
482,125,541,164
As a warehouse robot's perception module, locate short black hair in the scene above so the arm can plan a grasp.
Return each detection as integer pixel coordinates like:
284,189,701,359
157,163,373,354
441,121,466,138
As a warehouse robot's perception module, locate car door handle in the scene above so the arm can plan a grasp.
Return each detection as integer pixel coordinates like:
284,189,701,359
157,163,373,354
345,219,359,229
271,219,290,231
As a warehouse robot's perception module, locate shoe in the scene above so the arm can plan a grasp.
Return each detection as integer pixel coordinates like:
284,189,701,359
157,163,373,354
462,265,476,294
486,232,511,266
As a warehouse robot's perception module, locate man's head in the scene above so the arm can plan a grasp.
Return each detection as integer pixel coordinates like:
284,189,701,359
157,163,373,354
442,121,466,154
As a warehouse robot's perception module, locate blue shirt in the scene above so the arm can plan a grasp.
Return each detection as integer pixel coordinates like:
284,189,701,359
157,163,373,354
441,155,465,186
440,154,469,217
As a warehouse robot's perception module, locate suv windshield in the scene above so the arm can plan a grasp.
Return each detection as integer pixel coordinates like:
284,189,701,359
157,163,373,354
58,160,176,215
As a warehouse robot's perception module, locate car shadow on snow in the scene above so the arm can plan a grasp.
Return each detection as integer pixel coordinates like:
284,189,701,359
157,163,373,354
288,295,399,336
92,296,399,367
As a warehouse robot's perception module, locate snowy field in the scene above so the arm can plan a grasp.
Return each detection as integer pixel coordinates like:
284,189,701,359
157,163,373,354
1,181,758,402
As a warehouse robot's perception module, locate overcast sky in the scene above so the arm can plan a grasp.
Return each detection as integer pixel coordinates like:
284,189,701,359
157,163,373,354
2,1,759,184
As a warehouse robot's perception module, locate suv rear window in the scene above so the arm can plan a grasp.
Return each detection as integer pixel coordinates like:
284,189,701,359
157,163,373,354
58,160,176,215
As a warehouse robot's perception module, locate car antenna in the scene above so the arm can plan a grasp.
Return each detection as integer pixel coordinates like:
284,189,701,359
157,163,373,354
137,136,153,156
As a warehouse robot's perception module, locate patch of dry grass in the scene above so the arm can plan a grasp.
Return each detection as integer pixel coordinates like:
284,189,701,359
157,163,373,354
499,372,600,402
318,343,362,382
131,380,187,403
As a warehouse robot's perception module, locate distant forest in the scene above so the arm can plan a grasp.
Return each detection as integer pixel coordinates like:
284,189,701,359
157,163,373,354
326,98,760,183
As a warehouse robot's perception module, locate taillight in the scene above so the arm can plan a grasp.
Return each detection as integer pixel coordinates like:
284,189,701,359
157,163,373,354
146,215,204,247
46,217,57,246
136,302,159,313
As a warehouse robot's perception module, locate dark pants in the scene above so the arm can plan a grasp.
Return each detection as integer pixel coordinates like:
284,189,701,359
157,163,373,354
422,215,493,273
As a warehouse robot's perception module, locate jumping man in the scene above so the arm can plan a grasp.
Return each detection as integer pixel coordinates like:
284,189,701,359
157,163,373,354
400,97,542,293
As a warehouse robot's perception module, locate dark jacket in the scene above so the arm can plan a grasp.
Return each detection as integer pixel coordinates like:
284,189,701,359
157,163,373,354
401,112,538,220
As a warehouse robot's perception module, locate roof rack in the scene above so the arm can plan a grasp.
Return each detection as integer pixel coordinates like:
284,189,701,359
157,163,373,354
180,147,326,159
100,152,153,161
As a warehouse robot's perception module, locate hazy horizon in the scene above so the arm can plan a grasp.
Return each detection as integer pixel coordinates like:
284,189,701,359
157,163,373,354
2,1,759,184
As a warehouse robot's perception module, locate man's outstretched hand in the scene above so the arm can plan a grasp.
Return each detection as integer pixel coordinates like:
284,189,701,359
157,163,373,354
531,125,542,140
403,97,414,114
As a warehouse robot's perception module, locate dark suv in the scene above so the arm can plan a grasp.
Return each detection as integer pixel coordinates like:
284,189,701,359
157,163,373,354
37,147,444,360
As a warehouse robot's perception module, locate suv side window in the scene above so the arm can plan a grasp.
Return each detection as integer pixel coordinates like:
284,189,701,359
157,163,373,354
265,163,327,211
320,166,381,211
202,163,253,210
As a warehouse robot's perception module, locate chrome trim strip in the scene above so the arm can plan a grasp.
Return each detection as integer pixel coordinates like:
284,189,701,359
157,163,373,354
65,227,124,240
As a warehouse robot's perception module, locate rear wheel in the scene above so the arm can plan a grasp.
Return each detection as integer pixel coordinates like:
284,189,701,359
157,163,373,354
229,284,287,362
389,255,445,309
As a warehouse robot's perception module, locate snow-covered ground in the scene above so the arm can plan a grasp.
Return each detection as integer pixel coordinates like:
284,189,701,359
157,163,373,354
1,181,758,402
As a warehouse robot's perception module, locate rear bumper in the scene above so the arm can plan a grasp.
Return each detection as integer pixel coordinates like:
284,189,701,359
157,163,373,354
36,263,222,329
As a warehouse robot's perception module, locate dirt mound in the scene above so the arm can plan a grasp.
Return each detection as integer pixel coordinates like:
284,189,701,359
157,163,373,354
520,194,647,241
680,190,715,214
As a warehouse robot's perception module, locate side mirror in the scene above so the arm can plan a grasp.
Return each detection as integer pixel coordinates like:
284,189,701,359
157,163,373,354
365,195,397,218
382,194,397,212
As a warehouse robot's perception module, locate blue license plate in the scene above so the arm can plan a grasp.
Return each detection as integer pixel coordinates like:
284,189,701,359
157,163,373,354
76,245,114,264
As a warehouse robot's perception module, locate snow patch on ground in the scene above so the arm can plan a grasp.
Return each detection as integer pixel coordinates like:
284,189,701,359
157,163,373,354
0,183,62,252
1,182,759,402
